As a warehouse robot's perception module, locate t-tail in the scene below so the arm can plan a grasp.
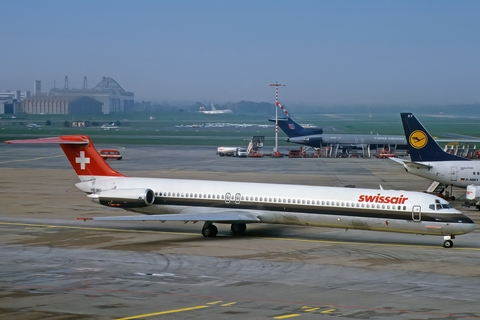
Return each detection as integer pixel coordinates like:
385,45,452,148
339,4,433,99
401,113,465,162
268,117,323,138
5,136,124,181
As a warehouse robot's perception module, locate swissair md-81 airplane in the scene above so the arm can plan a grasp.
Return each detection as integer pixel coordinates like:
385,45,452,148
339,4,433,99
6,135,475,248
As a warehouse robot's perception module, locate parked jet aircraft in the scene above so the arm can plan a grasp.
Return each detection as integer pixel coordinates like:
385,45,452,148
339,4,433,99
101,123,118,130
200,103,233,114
5,135,474,247
269,116,408,150
392,113,480,199
26,123,42,128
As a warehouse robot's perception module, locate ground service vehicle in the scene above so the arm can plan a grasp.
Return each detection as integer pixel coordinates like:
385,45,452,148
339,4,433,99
99,149,122,160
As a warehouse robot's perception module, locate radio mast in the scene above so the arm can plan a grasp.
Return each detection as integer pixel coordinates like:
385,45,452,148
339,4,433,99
269,82,286,155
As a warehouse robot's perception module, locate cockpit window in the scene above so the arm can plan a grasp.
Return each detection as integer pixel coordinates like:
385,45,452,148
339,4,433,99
430,202,453,210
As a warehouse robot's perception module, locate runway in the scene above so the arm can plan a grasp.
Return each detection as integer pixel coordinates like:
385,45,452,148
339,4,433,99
1,144,480,319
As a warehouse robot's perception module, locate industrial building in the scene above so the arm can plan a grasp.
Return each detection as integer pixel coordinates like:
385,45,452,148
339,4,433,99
6,76,134,115
0,90,29,114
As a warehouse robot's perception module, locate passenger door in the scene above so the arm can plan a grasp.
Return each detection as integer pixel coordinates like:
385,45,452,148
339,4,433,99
412,205,421,222
450,167,458,182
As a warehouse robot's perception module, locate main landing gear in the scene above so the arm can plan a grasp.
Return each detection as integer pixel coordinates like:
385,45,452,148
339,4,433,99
201,222,247,237
443,235,455,248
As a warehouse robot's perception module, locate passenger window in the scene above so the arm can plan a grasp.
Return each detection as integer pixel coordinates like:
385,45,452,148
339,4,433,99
307,200,310,205
321,201,325,205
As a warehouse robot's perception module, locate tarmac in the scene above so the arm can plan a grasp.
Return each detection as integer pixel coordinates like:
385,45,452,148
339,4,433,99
1,144,480,319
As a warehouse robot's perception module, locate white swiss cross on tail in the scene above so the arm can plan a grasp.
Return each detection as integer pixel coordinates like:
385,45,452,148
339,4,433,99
75,151,90,170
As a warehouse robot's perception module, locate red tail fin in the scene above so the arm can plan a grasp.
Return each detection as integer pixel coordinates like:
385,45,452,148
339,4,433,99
6,136,124,180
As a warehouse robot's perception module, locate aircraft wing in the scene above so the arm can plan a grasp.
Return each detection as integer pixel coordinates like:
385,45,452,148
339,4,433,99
78,211,261,223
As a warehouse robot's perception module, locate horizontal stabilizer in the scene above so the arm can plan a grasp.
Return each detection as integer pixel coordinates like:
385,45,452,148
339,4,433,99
78,211,260,223
5,136,89,145
403,161,432,169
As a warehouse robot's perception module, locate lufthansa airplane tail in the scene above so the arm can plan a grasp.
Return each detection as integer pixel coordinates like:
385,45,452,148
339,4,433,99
5,136,124,181
401,113,465,162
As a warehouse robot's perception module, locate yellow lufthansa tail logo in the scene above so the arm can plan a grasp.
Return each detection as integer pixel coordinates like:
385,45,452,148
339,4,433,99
409,130,428,149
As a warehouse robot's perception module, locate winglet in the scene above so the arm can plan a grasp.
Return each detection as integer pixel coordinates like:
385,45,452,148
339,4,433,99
400,113,465,162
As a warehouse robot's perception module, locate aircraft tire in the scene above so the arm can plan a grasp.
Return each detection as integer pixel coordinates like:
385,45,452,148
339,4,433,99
202,225,218,237
231,223,247,235
443,240,453,248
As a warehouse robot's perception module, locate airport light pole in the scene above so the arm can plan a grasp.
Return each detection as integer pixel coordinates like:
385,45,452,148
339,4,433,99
269,82,286,154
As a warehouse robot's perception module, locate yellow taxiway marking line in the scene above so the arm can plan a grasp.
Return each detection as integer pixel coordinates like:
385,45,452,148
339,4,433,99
206,300,223,305
273,314,301,319
320,308,336,313
221,302,237,306
302,307,320,312
0,155,64,164
1,221,479,251
116,305,209,320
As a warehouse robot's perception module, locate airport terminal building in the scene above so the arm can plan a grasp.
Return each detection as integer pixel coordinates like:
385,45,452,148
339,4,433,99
16,77,134,115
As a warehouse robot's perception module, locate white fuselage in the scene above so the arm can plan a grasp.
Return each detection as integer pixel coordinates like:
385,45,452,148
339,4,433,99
76,177,475,237
404,160,480,188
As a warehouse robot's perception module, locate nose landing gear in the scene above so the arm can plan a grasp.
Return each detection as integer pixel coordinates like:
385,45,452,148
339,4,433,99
443,235,455,248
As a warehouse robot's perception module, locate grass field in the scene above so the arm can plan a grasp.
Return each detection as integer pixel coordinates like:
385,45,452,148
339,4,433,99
1,112,479,146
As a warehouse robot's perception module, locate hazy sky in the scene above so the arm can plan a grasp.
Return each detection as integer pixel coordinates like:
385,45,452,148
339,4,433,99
1,0,479,106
